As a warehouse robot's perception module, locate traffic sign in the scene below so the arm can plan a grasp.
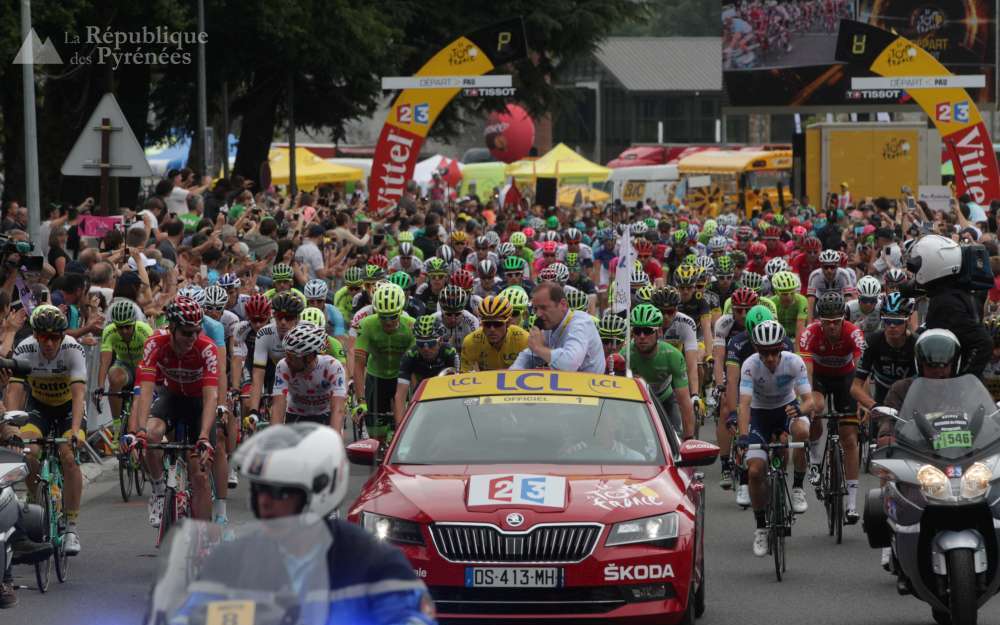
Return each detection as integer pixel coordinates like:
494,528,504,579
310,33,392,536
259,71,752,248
381,75,512,90
61,93,152,178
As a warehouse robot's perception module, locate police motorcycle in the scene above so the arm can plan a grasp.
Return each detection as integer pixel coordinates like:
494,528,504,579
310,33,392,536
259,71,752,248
0,411,47,579
864,375,1000,625
145,515,332,625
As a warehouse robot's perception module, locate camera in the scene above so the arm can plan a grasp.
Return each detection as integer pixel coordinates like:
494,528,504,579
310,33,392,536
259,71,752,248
0,234,34,270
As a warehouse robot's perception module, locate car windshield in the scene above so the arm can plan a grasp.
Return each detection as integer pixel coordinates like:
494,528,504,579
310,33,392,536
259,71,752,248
392,396,664,465
896,375,1000,460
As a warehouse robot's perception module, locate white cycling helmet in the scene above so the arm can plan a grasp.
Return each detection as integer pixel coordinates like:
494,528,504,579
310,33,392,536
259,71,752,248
764,257,790,277
818,249,840,266
304,279,329,301
282,322,328,357
550,262,570,285
234,423,349,519
751,319,786,348
856,275,882,299
178,284,206,306
906,234,962,285
204,284,229,308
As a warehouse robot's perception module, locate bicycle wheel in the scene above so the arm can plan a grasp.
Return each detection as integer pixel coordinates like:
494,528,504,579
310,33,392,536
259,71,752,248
822,443,835,536
33,480,51,593
132,449,147,497
53,482,69,583
118,451,132,502
156,487,178,548
833,443,844,545
770,472,786,582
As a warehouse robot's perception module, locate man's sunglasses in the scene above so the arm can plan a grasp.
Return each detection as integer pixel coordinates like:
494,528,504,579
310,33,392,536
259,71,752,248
859,297,878,305
633,327,657,336
204,305,225,313
416,339,439,348
661,307,677,315
881,317,906,326
275,313,299,322
482,321,506,329
443,311,463,318
378,314,400,322
757,347,782,358
34,332,64,342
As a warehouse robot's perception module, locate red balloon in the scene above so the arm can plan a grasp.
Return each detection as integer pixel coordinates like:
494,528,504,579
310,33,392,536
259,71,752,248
484,104,535,163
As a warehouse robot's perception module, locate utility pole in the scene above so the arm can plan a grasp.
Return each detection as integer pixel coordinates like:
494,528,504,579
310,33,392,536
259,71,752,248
196,0,209,176
20,0,40,240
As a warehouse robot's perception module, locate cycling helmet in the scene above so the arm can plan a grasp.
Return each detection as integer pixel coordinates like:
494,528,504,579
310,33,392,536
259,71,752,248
564,252,580,269
550,263,570,285
644,217,658,230
565,227,582,243
630,266,650,287
914,328,962,376
802,237,822,252
31,304,69,333
413,315,442,340
672,230,687,244
695,255,715,274
703,219,718,236
729,250,747,266
271,263,293,282
450,269,475,291
499,286,529,312
364,264,386,281
541,240,558,255
651,286,681,310
475,236,489,250
674,264,698,287
372,283,406,316
397,231,415,244
344,266,365,286
502,255,526,273
233,422,348,518
109,299,137,326
739,271,764,292
282,322,328,357
986,315,1000,340
683,253,699,266
546,216,560,230
630,303,663,328
245,294,272,322
731,287,759,307
792,226,807,237
736,226,753,241
478,295,513,321
763,226,782,240
751,319,786,348
450,231,468,243
165,296,203,327
538,266,559,283
743,305,774,335
764,257,790,277
299,307,327,328
544,231,560,244
484,231,501,247
436,246,454,263
631,222,649,236
218,273,241,289
598,312,628,340
884,267,908,287
303,279,329,300
818,249,840,266
478,259,497,278
597,228,614,242
565,287,588,311
389,271,413,291
815,291,846,319
497,242,516,258
510,232,527,247
524,225,538,237
439,285,468,312
880,292,915,319
708,236,728,253
424,257,448,275
749,242,767,257
770,270,800,293
634,238,654,256
856,275,882,299
715,255,735,276
272,291,306,316
205,284,229,308
398,242,414,257
906,234,962,286
178,284,206,306
635,284,654,304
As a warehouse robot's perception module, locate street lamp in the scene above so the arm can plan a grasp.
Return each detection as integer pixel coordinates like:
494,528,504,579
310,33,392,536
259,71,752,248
575,81,602,164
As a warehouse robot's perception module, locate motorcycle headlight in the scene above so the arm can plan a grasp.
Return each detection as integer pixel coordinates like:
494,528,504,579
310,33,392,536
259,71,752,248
606,512,679,547
361,512,424,545
917,465,951,500
961,462,993,500
0,463,27,488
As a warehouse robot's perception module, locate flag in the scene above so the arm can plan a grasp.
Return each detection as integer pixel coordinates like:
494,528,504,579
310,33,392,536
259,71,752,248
613,228,635,314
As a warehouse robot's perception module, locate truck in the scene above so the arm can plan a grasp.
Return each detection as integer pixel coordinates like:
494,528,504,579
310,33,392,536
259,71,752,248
601,164,680,206
804,122,941,208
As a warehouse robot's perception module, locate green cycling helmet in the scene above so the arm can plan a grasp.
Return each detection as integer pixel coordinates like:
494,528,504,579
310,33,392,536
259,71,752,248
502,255,526,273
300,307,327,328
425,257,448,275
703,219,718,236
565,288,588,311
744,305,774,335
644,217,657,229
598,312,628,340
630,303,663,328
546,216,559,229
635,284,655,303
344,266,365,286
389,271,413,291
271,263,293,282
564,252,580,269
372,283,406,316
510,232,527,247
413,315,441,340
715,255,734,276
499,286,529,312
365,264,385,281
109,299,137,326
771,270,800,293
672,230,687,243
397,231,414,243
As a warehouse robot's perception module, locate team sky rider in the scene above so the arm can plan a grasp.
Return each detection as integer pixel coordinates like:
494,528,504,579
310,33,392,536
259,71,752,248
354,283,415,440
133,297,219,526
395,316,459,424
416,258,451,308
247,292,305,427
271,323,347,430
736,320,814,557
799,290,866,524
9,305,88,555
851,293,917,423
96,299,154,430
461,295,529,372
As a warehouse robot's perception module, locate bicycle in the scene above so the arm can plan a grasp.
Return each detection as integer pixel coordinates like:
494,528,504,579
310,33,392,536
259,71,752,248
31,435,74,592
143,440,198,548
858,406,878,474
747,440,805,582
814,406,849,545
95,388,146,502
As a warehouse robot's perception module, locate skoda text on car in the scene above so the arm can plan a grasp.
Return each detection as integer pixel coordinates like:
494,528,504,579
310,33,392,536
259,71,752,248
346,370,719,623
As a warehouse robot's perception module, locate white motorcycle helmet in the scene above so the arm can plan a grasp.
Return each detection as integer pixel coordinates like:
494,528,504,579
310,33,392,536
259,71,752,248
234,423,349,519
906,234,962,286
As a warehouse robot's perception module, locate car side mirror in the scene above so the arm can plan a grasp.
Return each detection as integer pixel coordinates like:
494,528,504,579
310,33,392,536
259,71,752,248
677,439,720,467
346,439,380,466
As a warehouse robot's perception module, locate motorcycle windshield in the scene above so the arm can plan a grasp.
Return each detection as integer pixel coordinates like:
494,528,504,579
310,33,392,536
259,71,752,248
146,515,332,625
896,375,1000,460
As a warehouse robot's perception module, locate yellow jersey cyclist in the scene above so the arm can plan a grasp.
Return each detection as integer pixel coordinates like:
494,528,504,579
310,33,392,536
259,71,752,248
96,299,154,430
460,295,529,372
263,263,307,305
353,283,415,441
766,270,809,345
9,305,88,555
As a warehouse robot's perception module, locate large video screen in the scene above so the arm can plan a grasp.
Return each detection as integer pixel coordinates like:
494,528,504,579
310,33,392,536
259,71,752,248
722,0,995,107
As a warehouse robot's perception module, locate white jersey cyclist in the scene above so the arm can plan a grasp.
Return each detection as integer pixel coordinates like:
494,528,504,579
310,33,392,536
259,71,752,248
227,293,249,321
273,354,347,417
712,313,741,349
431,310,480,353
12,335,88,407
739,350,811,410
252,322,286,367
217,309,241,340
663,311,699,353
807,267,857,298
387,255,424,277
847,298,882,335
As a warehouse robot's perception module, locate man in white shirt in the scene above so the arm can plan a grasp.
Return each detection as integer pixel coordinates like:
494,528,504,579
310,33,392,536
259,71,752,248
165,168,209,216
293,224,330,281
512,283,605,373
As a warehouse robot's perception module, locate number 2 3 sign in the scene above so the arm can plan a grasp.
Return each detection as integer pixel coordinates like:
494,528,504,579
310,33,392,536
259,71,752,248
468,474,567,508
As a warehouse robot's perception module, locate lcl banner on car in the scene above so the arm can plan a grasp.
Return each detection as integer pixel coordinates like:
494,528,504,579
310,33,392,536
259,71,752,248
836,20,1000,203
368,19,526,217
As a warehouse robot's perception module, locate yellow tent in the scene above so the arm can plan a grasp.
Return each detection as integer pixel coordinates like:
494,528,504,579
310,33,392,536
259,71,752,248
269,147,363,189
505,143,611,181
557,185,610,207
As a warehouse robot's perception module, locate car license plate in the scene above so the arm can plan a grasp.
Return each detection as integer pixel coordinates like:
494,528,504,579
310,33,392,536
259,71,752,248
465,567,564,588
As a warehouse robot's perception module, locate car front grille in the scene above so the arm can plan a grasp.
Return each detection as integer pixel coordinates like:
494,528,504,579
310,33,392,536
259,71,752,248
429,523,601,563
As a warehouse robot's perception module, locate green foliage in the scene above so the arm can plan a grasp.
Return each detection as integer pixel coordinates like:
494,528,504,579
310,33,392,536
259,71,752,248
611,0,719,37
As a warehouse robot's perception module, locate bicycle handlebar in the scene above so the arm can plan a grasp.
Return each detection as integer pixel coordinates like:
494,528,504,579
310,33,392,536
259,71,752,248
144,442,198,451
747,442,806,450
94,389,134,399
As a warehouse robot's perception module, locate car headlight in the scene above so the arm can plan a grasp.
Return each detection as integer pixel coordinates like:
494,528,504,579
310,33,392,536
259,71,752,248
917,465,951,500
961,462,993,500
606,512,679,547
361,512,424,545
0,464,27,489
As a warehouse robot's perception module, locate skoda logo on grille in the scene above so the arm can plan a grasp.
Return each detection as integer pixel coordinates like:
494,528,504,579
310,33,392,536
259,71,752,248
505,512,524,527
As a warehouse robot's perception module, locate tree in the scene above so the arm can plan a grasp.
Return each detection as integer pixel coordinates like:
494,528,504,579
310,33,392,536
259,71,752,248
611,0,719,37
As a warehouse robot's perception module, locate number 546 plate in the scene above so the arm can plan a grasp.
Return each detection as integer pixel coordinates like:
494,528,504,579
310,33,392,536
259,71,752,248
465,567,564,588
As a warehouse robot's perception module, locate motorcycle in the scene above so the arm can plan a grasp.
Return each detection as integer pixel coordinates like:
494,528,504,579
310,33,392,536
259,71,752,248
864,375,1000,625
0,411,46,577
145,515,332,625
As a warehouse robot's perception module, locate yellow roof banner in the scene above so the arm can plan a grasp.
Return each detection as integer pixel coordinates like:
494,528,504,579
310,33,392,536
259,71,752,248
419,370,644,401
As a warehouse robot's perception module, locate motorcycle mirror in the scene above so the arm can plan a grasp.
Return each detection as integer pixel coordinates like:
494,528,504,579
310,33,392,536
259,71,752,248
873,406,901,422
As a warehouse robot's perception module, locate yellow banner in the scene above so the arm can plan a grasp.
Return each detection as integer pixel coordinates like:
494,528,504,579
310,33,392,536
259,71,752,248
420,371,644,401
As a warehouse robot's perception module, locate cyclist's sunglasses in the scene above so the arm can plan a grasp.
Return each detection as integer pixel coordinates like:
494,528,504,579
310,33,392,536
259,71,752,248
757,347,782,358
251,482,302,501
172,326,199,338
482,320,506,329
819,316,844,323
416,339,439,349
602,337,623,346
661,307,677,315
443,311,463,318
275,313,299,322
633,327,657,336
428,272,448,279
204,305,224,313
881,317,906,326
347,284,362,290
34,332,64,342
378,314,400,322
733,307,750,315
859,297,878,305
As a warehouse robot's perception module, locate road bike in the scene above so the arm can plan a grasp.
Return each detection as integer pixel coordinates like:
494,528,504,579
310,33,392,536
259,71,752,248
95,388,146,502
814,404,850,545
32,435,74,592
144,440,197,548
747,440,805,582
